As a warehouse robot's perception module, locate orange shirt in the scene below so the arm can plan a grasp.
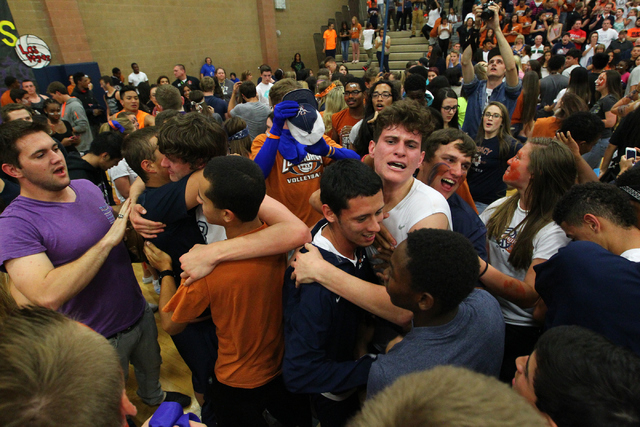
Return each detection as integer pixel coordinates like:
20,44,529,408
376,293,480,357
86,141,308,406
531,116,561,138
165,223,287,389
128,109,150,128
67,84,75,95
628,27,640,39
250,133,342,227
519,16,532,35
0,90,13,106
331,108,361,137
351,23,362,39
324,29,337,50
511,92,524,125
503,24,523,44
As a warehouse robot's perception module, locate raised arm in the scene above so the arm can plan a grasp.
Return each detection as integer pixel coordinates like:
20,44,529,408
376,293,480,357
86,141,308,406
5,200,131,310
461,45,476,84
179,194,311,284
291,243,413,327
489,5,519,87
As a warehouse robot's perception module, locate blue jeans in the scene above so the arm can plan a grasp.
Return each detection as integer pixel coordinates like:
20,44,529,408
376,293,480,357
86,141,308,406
109,304,164,405
583,137,610,169
341,40,350,62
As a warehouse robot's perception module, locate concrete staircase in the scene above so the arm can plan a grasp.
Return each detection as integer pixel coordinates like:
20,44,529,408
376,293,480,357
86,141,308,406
334,30,430,77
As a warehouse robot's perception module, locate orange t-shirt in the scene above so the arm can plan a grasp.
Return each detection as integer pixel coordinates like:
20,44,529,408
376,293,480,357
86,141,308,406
531,116,561,138
331,108,361,137
351,23,362,39
0,90,13,106
628,27,640,39
126,109,151,128
165,223,287,389
67,84,75,95
503,24,523,44
324,29,338,50
519,16,532,35
511,92,524,124
250,134,342,227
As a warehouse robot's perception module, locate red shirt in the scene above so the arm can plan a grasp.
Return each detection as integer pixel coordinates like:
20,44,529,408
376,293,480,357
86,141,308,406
569,28,587,49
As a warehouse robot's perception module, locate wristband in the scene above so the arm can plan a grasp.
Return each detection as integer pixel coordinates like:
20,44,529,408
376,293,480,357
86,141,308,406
158,270,174,282
479,260,489,278
266,132,281,139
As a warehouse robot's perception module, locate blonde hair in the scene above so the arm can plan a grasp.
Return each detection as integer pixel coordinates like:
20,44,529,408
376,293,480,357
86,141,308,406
348,366,546,427
322,82,347,132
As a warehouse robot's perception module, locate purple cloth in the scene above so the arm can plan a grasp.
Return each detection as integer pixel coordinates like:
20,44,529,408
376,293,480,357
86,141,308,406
0,179,145,337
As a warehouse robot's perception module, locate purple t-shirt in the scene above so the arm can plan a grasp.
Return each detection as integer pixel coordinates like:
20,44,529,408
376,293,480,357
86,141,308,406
0,179,145,337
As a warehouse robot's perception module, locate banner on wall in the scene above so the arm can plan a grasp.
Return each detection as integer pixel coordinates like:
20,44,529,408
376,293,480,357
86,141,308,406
0,0,37,90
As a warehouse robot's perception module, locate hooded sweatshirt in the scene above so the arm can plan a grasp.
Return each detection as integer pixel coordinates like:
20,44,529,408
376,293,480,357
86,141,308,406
63,97,92,152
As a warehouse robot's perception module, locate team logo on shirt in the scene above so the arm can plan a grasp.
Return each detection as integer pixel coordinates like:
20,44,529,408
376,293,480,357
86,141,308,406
282,154,323,183
496,227,519,254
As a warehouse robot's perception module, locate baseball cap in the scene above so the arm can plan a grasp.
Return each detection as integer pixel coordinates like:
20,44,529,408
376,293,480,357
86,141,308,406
283,89,325,146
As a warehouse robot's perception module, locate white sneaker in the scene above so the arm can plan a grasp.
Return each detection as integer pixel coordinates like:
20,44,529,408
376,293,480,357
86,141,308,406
142,275,153,284
153,279,161,294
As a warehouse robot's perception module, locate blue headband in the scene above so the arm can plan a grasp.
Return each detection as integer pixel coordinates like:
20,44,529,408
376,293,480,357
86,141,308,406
228,127,250,141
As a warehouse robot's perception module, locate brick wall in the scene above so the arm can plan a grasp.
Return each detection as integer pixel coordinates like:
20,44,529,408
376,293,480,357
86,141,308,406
7,0,349,84
275,0,349,71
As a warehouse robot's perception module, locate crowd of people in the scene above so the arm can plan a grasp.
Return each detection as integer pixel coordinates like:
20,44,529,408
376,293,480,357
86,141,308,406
1,0,640,426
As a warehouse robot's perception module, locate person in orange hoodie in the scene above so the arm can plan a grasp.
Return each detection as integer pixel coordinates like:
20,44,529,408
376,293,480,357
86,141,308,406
0,76,20,107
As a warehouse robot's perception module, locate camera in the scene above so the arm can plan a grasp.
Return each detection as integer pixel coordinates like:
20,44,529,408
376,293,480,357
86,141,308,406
481,1,497,21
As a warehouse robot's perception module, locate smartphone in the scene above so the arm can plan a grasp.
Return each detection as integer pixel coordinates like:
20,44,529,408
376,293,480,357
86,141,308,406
626,147,636,161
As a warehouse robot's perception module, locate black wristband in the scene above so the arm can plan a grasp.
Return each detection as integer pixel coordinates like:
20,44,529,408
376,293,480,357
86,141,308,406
157,270,174,282
479,260,489,278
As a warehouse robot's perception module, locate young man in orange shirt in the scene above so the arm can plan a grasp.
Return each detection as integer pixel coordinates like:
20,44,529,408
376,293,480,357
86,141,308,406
331,77,366,144
324,22,338,58
160,155,309,427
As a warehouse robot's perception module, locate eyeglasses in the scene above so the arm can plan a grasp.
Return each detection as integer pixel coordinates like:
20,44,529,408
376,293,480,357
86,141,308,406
442,105,458,112
484,112,502,119
344,90,362,97
372,92,391,99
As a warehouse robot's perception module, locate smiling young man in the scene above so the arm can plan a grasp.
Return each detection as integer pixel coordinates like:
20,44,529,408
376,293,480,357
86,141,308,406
513,326,640,427
415,128,487,260
331,77,367,144
291,101,452,327
461,3,521,138
283,159,383,427
117,85,155,127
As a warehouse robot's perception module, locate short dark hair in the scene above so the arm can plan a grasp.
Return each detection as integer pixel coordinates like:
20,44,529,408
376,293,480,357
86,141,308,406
373,100,435,150
533,326,640,426
154,84,181,110
405,229,479,313
130,62,138,68
259,64,272,74
72,72,85,85
559,111,604,146
615,167,640,203
9,88,27,103
87,131,123,159
0,119,49,168
119,85,137,99
0,103,30,123
100,75,112,86
547,55,565,72
320,159,383,217
155,109,181,126
4,76,17,87
423,128,476,163
122,127,159,183
239,81,257,99
203,155,265,222
553,182,637,228
325,56,336,65
566,48,582,59
47,81,68,95
112,67,120,74
592,52,609,69
158,112,227,169
344,76,366,92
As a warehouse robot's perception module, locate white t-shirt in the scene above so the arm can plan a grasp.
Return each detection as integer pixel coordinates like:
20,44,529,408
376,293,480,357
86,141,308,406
621,248,640,261
256,82,273,107
480,197,571,327
439,24,452,39
596,28,619,48
562,64,580,78
108,159,138,203
626,66,640,95
531,45,545,61
128,72,148,87
363,29,376,50
196,207,227,244
427,8,441,27
464,12,476,22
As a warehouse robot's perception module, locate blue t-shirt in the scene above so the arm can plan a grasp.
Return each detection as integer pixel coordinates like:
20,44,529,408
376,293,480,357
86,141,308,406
138,174,204,275
467,135,522,205
449,193,488,261
200,63,216,78
204,95,228,117
367,289,505,398
535,241,640,356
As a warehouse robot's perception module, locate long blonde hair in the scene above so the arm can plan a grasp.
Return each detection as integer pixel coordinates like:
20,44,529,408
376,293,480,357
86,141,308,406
321,83,347,132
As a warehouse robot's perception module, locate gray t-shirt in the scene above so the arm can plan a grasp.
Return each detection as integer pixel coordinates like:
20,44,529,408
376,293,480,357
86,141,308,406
220,79,235,102
230,101,271,140
539,73,570,107
366,289,505,398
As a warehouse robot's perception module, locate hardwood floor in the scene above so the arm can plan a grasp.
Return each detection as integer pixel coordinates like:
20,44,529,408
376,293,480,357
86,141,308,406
127,263,200,425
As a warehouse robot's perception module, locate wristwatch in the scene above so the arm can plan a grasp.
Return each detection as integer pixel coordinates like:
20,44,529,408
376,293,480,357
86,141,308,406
157,270,174,282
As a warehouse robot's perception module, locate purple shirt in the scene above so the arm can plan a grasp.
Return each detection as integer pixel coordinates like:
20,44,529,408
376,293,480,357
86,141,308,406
0,180,145,337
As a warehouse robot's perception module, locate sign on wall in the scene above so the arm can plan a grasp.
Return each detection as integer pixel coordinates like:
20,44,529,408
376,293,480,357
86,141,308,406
275,0,286,9
15,34,51,69
0,0,36,89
